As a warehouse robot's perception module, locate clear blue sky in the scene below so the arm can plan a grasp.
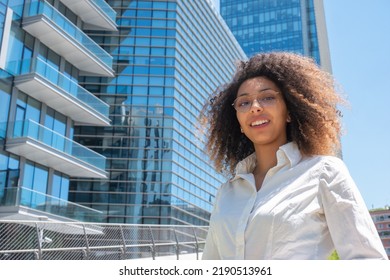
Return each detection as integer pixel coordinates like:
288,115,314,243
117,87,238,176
323,1,390,209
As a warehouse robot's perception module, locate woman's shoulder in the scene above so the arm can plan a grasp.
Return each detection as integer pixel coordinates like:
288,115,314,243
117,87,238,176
299,154,350,179
305,154,347,168
213,179,233,196
320,155,347,168
305,154,353,183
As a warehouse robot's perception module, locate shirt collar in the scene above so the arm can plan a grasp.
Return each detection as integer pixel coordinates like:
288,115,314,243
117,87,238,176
277,141,302,168
231,142,302,181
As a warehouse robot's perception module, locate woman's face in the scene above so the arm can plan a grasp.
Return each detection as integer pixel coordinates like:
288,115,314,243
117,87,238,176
234,76,289,149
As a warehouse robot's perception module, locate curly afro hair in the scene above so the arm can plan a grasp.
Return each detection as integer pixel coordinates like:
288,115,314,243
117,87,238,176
200,52,346,175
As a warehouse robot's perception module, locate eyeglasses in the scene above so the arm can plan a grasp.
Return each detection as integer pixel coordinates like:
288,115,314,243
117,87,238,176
232,90,280,113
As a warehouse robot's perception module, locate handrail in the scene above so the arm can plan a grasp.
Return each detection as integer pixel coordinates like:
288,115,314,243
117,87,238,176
0,221,208,260
0,240,206,261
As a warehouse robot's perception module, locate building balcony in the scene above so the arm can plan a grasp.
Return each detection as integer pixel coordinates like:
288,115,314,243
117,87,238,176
0,187,104,223
5,120,108,179
9,58,110,126
22,0,114,77
59,0,117,31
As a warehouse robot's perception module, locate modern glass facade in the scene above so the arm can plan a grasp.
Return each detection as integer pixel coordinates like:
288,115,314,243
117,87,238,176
70,0,246,226
220,0,331,70
0,0,6,48
0,0,116,222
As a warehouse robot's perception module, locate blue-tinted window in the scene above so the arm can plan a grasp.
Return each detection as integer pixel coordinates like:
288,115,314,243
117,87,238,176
33,165,48,194
23,161,48,194
153,1,167,9
6,27,24,69
0,4,5,48
44,107,67,149
0,85,10,138
52,172,69,200
0,152,19,197
16,92,41,123
137,9,152,17
136,28,151,36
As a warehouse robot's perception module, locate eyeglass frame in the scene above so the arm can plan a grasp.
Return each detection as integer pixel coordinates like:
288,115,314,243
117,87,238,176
231,89,281,113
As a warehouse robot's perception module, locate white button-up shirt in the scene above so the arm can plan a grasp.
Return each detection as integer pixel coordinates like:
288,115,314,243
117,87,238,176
202,142,388,260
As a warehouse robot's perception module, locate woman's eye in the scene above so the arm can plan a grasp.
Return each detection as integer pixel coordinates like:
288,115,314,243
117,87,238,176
239,100,251,106
262,96,275,101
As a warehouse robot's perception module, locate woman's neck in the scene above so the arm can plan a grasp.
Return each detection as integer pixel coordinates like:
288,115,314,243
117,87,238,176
253,141,287,177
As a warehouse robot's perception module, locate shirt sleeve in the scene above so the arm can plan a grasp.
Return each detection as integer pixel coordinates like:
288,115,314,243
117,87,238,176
201,226,221,259
318,157,388,260
202,184,225,260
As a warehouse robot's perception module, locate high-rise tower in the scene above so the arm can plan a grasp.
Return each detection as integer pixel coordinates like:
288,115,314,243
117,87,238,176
220,0,331,71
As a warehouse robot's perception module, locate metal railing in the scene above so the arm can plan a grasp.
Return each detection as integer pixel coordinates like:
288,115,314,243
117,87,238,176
91,0,117,22
7,57,110,117
0,221,208,260
10,119,106,170
23,0,113,67
1,187,104,223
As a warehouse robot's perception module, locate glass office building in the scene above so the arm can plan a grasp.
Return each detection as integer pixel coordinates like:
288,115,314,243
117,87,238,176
69,0,246,225
0,0,117,222
220,0,331,71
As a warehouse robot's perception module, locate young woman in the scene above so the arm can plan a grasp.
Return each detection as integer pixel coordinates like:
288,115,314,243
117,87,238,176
201,52,387,260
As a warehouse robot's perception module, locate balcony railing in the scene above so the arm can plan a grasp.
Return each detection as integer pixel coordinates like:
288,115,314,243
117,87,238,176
59,0,117,30
0,121,6,139
0,68,11,78
0,187,103,223
26,0,112,67
92,0,117,23
12,119,106,169
21,0,113,76
8,58,110,125
6,120,106,178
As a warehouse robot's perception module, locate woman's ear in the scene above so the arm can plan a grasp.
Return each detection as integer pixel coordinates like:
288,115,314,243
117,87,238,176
287,113,291,123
